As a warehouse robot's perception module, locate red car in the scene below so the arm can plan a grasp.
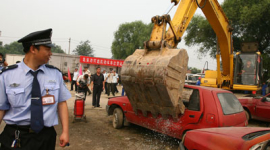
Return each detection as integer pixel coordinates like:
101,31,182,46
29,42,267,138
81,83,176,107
106,85,247,140
180,127,270,150
239,94,270,122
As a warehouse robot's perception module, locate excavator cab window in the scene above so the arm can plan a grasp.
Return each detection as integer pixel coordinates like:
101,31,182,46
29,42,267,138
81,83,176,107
234,54,259,85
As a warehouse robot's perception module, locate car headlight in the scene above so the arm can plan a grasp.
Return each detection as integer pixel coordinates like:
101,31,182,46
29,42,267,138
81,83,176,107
250,140,269,150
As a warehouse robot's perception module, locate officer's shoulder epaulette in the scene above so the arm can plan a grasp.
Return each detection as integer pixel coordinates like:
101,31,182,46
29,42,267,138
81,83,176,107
0,64,18,74
45,64,61,73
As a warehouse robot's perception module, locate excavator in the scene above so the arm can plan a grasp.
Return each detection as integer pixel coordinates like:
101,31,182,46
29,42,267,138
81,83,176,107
121,0,263,119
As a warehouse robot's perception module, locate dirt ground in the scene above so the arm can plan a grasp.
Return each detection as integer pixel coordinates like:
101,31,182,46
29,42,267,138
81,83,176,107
55,85,181,150
0,84,269,150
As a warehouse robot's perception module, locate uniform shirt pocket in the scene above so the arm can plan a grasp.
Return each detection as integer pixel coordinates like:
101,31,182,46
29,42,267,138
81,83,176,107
6,88,25,108
44,84,60,98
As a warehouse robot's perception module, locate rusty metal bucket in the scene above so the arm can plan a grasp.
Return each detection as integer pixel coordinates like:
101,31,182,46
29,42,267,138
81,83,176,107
121,47,188,119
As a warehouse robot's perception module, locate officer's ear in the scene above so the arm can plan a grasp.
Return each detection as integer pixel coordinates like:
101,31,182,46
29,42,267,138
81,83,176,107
29,45,35,54
29,45,39,54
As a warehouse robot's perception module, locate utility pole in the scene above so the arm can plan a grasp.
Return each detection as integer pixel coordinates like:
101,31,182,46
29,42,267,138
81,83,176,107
68,38,71,54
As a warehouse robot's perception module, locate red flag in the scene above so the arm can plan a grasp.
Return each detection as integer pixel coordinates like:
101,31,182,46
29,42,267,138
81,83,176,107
79,64,83,76
68,68,72,81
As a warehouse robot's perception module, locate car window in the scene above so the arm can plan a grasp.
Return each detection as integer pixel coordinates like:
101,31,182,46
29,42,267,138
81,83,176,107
217,93,243,115
188,89,200,111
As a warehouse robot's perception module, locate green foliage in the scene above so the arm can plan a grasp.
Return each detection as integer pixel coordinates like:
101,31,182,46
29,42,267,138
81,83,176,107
73,40,94,56
0,42,65,57
111,21,153,59
188,67,201,74
184,15,216,57
51,44,65,53
0,42,24,56
184,0,270,57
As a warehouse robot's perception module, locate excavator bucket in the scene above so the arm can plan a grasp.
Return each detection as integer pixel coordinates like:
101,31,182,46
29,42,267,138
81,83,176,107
121,47,188,119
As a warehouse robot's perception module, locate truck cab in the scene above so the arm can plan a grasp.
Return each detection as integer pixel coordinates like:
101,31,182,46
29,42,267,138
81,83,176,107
107,85,247,139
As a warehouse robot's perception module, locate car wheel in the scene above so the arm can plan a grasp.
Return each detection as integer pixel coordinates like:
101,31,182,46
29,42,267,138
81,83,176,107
113,108,124,129
245,110,250,121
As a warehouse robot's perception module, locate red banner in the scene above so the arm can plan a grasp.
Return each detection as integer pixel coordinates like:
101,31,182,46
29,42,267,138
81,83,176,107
80,56,124,67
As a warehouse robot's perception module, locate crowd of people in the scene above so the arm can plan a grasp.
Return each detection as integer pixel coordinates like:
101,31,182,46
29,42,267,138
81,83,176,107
70,67,120,108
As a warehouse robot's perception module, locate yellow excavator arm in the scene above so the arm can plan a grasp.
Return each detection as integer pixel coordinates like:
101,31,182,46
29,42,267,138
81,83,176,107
147,0,234,88
121,0,234,119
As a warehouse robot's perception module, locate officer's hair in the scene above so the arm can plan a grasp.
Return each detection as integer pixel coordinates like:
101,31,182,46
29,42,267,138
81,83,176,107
96,67,100,70
0,53,3,58
84,74,89,79
23,44,40,53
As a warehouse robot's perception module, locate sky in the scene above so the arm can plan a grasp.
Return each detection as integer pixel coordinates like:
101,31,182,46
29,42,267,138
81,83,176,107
0,0,224,70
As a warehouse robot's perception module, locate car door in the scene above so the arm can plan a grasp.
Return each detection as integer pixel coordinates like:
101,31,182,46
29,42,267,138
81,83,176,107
180,89,203,125
255,94,270,121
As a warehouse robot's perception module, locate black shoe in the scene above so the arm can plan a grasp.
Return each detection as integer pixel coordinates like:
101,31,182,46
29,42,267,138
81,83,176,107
113,94,115,96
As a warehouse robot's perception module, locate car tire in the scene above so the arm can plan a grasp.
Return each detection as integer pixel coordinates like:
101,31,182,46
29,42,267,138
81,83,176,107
113,108,124,129
245,110,250,121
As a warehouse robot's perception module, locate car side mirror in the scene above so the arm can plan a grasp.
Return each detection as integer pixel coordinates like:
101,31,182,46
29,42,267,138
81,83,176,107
261,97,267,102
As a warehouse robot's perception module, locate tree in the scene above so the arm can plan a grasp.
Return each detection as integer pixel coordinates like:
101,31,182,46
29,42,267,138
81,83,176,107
184,0,270,57
0,42,24,56
51,44,65,53
111,21,153,59
188,67,201,74
0,42,65,56
73,40,94,56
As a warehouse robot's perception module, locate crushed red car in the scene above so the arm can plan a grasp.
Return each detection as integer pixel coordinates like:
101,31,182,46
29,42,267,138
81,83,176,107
239,94,270,122
180,127,270,150
107,85,247,140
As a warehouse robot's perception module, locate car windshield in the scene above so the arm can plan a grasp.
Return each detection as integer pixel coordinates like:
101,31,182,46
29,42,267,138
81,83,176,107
217,93,243,115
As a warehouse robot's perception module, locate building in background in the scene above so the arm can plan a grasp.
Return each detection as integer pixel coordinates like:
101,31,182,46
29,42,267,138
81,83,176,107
5,53,123,74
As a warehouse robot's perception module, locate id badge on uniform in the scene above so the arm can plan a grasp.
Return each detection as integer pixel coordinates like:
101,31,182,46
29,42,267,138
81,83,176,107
42,89,55,105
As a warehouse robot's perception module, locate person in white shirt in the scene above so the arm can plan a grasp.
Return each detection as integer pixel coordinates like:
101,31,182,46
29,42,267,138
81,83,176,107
83,66,91,76
71,68,79,91
112,70,119,93
106,70,115,96
77,74,90,100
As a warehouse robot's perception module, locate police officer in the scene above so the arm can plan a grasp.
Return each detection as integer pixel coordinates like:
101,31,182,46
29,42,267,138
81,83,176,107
0,29,71,150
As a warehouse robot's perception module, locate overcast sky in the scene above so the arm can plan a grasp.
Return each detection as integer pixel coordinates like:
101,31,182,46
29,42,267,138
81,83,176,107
0,0,224,70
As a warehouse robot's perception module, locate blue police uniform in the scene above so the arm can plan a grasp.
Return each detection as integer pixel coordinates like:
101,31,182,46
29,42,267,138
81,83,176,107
0,61,71,126
0,28,71,150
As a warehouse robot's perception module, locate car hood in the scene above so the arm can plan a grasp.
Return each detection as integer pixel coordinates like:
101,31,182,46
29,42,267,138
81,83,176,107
189,127,270,138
